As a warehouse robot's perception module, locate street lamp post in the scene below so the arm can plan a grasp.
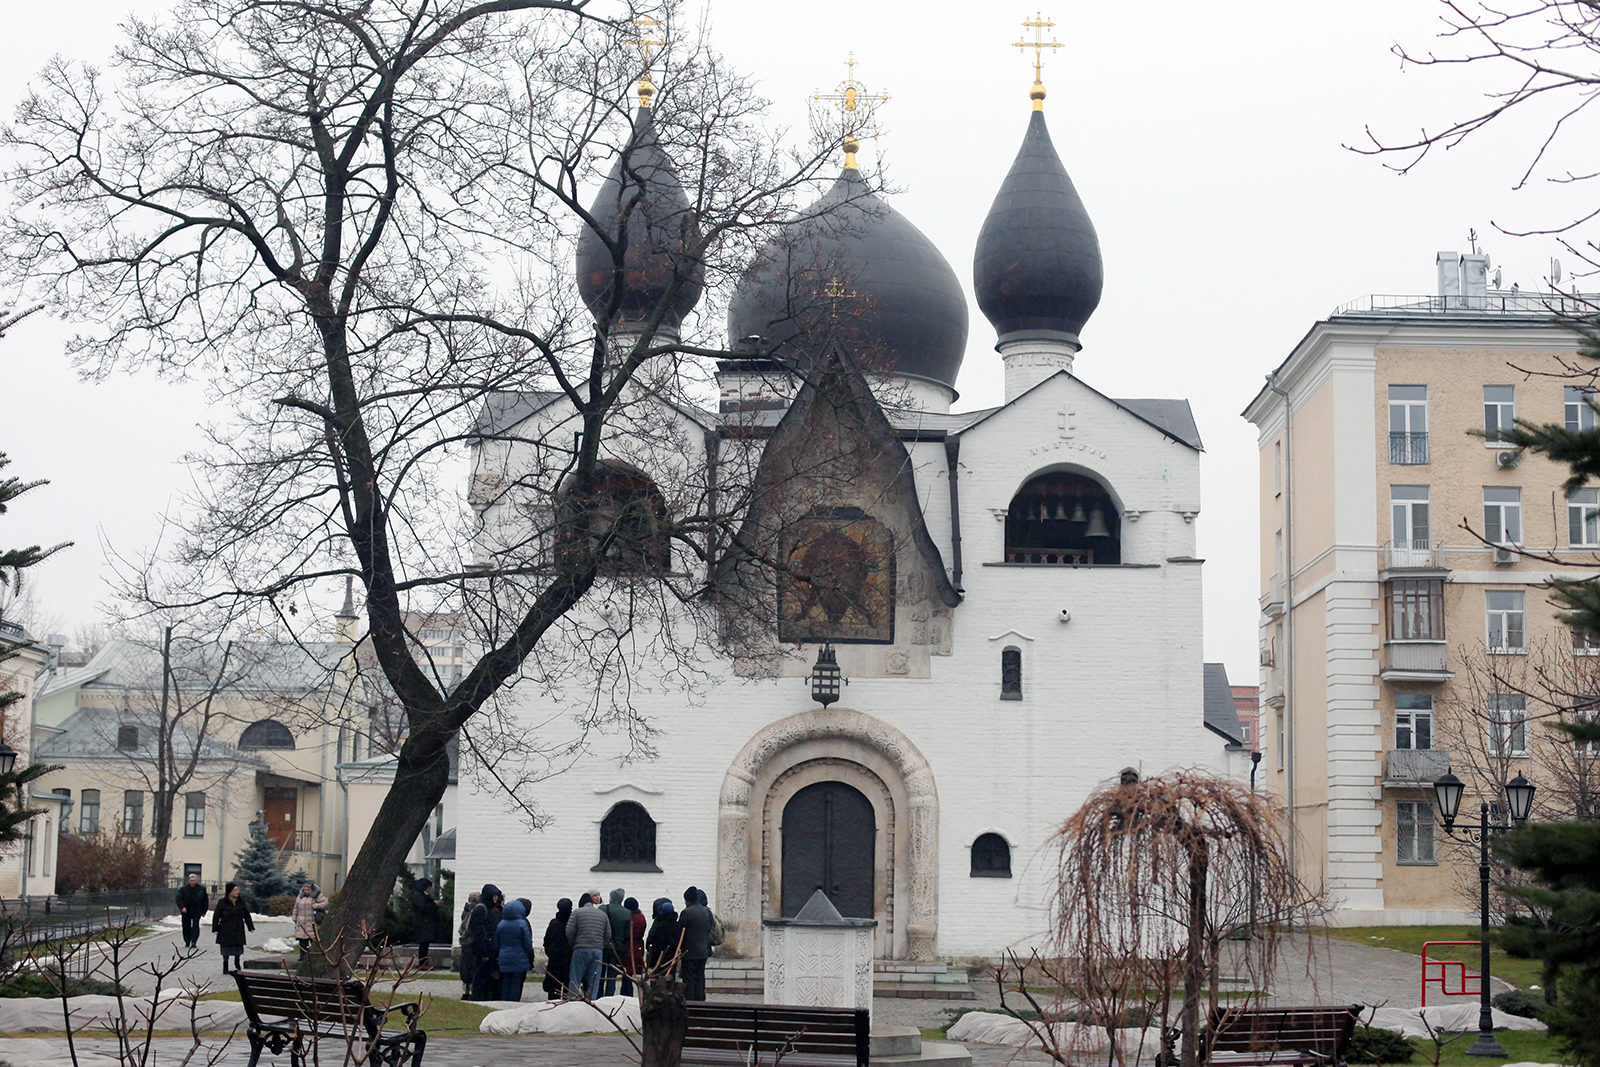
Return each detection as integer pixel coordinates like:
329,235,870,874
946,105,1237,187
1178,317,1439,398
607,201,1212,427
1432,770,1537,1058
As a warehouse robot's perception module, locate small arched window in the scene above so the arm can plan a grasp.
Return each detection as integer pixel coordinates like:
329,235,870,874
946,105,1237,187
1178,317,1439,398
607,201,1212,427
595,801,660,871
557,463,670,575
1001,647,1022,700
238,719,296,751
971,832,1012,878
1004,471,1121,565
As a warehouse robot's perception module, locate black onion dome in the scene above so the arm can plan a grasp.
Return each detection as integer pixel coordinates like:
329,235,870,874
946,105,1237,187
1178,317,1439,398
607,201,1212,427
727,167,968,392
576,107,703,329
973,109,1102,347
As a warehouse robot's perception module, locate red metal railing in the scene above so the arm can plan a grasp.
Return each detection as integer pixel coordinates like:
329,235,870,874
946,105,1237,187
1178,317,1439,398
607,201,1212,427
1421,940,1482,1006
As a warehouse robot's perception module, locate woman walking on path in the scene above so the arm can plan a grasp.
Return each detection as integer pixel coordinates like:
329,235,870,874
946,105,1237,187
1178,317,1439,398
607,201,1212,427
542,898,573,1000
290,882,327,960
494,899,534,1003
211,883,254,974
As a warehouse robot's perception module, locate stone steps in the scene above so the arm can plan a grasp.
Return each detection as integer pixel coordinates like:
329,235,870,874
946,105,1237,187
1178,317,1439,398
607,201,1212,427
871,1024,973,1065
704,959,976,1001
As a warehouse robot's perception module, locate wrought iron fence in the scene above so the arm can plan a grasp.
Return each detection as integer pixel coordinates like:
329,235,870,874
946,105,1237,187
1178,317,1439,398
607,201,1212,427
1389,432,1430,465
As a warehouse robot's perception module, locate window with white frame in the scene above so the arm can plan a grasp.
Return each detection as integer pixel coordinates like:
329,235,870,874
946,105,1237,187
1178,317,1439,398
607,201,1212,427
1484,385,1517,446
121,790,143,836
1391,486,1431,551
1487,590,1527,651
1567,386,1598,432
1388,578,1445,641
1396,800,1437,864
1484,487,1523,545
183,793,204,838
1240,720,1253,745
1574,703,1600,759
1488,693,1530,756
1396,693,1434,749
1574,627,1600,654
1571,489,1600,547
1389,385,1429,465
78,789,99,834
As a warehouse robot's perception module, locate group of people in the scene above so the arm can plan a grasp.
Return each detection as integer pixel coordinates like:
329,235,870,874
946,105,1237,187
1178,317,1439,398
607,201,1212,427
173,873,329,972
458,884,722,1003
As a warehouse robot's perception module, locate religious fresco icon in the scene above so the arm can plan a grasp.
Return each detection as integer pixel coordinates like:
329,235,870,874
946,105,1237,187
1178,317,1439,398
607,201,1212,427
778,510,895,644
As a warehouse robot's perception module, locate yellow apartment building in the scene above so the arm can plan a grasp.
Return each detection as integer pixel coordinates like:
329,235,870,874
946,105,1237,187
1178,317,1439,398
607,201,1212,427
1244,251,1599,923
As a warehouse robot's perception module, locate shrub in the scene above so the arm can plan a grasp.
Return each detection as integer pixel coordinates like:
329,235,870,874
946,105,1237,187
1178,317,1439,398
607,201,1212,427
267,894,296,917
1348,1026,1416,1064
1492,989,1547,1019
0,972,125,998
55,832,164,894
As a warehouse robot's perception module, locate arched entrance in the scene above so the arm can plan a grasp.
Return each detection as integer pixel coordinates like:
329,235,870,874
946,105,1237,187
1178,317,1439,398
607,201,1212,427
781,781,876,918
716,708,939,961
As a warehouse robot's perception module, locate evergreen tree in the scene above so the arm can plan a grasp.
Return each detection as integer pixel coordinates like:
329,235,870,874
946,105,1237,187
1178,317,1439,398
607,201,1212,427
232,818,298,907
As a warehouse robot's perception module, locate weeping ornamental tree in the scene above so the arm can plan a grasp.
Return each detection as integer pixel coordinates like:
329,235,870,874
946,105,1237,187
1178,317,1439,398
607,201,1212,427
1006,772,1304,1067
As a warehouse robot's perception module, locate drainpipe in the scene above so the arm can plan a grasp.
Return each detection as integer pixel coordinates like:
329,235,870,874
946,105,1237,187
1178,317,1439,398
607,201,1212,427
944,436,964,592
1266,372,1295,878
218,773,230,881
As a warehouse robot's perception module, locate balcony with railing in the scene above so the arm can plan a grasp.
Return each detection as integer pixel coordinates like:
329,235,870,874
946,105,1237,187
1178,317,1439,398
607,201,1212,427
1381,640,1451,681
1389,432,1430,465
281,830,313,853
1263,664,1285,709
1384,748,1452,786
1384,539,1446,572
1261,575,1285,619
1334,291,1600,317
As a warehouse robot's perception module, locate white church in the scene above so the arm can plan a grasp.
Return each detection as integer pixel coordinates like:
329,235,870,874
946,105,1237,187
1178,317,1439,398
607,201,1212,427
453,66,1243,966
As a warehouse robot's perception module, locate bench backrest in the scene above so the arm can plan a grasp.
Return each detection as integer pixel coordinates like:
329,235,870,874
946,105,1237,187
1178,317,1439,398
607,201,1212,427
1208,1005,1363,1055
684,1002,869,1065
234,972,371,1028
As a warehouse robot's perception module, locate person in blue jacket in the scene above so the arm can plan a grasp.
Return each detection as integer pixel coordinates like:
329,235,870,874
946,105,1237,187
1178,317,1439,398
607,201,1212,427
493,898,534,1002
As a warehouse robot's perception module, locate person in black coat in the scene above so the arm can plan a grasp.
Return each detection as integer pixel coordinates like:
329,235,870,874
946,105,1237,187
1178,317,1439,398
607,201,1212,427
542,898,573,1000
466,883,503,1001
410,877,441,970
175,874,209,949
644,897,681,975
211,882,254,974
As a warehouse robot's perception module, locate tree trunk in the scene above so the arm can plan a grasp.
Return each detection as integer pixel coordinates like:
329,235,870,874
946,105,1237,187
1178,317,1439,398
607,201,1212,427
641,973,687,1067
1180,838,1210,1067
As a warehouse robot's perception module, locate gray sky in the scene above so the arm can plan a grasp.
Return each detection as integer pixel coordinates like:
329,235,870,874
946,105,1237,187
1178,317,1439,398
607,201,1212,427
0,1,1581,683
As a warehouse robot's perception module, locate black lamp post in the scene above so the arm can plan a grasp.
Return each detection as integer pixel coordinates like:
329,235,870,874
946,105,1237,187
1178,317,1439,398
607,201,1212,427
1432,769,1537,1058
0,743,17,776
809,644,842,708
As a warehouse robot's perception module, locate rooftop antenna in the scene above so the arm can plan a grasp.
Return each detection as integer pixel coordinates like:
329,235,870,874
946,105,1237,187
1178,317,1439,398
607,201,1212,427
1492,267,1502,289
1552,258,1564,286
1468,228,1479,255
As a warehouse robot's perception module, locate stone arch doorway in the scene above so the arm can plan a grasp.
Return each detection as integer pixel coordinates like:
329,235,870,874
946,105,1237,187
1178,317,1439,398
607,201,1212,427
716,708,938,961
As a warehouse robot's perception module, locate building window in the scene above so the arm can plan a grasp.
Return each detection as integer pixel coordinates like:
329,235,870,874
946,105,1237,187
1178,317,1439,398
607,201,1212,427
1000,647,1022,700
1388,579,1445,641
1004,471,1121,565
1483,385,1517,447
595,801,659,871
79,789,100,834
1390,486,1431,557
557,463,671,575
1240,720,1253,745
1389,385,1429,465
1567,386,1598,432
1486,590,1526,652
1571,489,1600,547
1397,800,1437,864
122,791,143,837
1275,712,1285,771
116,725,138,751
1484,487,1523,545
1488,693,1530,756
970,833,1012,878
183,863,203,882
1395,694,1433,750
238,719,296,750
184,793,205,838
1574,627,1600,655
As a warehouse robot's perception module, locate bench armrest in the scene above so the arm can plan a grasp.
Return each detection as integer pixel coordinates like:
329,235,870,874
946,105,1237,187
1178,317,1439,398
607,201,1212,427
363,1000,423,1033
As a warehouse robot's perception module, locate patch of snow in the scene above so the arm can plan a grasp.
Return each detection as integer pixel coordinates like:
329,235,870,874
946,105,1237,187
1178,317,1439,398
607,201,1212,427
479,995,641,1035
0,994,248,1034
257,937,298,953
945,1012,1159,1057
1366,1005,1547,1038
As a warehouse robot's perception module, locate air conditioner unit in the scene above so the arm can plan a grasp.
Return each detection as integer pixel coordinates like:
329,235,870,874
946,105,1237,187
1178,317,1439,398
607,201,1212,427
1493,544,1516,564
1259,647,1275,667
1496,448,1523,469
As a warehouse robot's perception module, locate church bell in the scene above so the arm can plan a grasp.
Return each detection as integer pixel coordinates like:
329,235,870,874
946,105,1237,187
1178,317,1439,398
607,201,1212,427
1085,506,1111,538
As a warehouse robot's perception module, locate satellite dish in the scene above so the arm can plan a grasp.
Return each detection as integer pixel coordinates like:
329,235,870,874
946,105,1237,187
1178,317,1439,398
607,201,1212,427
1485,253,1493,270
1554,259,1564,285
1493,267,1503,289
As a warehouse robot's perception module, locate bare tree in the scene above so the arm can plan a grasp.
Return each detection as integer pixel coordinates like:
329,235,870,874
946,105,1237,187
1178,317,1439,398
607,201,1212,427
1,0,875,963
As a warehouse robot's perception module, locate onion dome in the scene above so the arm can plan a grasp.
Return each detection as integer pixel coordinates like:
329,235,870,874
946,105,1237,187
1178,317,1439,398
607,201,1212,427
727,156,968,393
575,94,703,331
973,102,1102,349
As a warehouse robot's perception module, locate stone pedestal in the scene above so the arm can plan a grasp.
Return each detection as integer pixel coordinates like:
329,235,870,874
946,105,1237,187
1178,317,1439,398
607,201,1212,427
761,890,876,1017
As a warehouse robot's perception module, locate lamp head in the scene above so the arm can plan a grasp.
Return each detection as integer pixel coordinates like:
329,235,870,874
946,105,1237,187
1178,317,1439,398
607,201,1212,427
0,743,17,776
810,644,842,708
1433,770,1465,831
1505,773,1536,824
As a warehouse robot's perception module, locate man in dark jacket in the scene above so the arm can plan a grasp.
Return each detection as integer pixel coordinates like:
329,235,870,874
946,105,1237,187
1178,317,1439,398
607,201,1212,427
565,890,609,1000
175,874,208,949
411,877,442,970
467,883,503,1000
597,887,630,996
677,886,714,1001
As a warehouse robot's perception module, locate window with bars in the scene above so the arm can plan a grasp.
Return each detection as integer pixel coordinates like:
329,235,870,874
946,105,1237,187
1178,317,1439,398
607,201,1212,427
1397,801,1437,864
184,793,205,838
1000,648,1022,700
596,801,659,871
970,833,1012,878
1389,385,1429,465
1387,579,1444,641
1487,590,1526,651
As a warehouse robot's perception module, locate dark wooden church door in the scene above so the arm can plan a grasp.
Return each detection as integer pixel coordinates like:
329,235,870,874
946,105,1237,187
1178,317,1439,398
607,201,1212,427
781,781,876,919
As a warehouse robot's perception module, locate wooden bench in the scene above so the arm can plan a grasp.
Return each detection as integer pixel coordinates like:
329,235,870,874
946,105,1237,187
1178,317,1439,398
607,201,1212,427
233,971,427,1067
681,1002,870,1066
1185,1004,1364,1067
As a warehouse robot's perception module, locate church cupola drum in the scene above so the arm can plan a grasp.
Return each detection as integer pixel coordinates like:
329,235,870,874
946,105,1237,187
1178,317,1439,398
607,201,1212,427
727,61,968,406
974,17,1103,399
575,78,704,336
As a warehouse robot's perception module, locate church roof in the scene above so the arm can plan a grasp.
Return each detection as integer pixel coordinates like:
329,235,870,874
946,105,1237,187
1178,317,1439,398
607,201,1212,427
1202,662,1245,746
973,108,1103,349
957,372,1204,451
727,166,969,393
37,706,269,765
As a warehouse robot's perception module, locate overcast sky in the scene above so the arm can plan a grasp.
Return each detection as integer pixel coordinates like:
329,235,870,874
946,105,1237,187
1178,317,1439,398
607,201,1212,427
1,0,1584,682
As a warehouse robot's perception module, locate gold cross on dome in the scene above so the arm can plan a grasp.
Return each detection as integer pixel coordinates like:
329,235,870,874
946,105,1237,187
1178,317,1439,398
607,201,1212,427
1014,12,1063,108
627,16,667,107
812,53,890,168
814,276,859,320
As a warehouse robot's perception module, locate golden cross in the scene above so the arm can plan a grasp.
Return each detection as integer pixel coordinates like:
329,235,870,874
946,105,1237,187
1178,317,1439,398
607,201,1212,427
627,16,667,107
1014,13,1062,82
814,276,858,320
812,53,889,167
